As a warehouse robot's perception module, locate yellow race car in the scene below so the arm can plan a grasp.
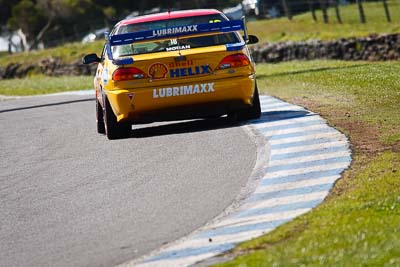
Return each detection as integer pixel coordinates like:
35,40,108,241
83,9,260,139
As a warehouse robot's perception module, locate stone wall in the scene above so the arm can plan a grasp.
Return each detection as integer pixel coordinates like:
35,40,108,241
0,33,399,79
251,33,400,63
0,58,96,79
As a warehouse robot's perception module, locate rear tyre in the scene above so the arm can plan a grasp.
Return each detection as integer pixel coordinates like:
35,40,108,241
96,99,105,134
236,84,261,121
104,97,131,140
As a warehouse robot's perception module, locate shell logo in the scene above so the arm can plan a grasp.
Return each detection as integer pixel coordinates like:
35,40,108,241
148,62,168,80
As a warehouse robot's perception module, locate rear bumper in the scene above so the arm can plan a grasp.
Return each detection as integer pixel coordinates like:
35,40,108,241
105,75,256,123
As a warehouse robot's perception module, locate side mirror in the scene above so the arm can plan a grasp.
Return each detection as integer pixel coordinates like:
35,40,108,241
82,53,101,64
247,35,259,45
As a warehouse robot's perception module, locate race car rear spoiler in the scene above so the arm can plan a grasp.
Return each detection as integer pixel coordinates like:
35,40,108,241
106,18,248,65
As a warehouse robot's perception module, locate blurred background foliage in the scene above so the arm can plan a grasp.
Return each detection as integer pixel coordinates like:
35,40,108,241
0,0,396,52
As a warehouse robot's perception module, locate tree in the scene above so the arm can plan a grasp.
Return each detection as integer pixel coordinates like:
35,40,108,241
307,0,317,22
103,6,117,27
2,0,247,51
0,0,20,34
7,0,104,50
281,0,292,20
382,0,391,22
319,0,329,24
7,0,47,51
332,0,342,24
356,0,366,24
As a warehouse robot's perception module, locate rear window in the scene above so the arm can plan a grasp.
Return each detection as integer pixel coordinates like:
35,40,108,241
112,14,240,57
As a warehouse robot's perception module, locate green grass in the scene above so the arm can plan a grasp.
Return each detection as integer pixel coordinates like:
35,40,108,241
257,60,400,144
0,40,103,67
0,75,93,96
217,153,400,266
0,1,398,264
214,60,400,267
248,1,400,43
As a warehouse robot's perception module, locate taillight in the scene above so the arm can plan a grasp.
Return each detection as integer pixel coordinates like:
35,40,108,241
217,54,250,70
112,67,147,81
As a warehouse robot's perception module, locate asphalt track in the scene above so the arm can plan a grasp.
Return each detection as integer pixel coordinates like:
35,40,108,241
0,93,257,267
128,95,351,267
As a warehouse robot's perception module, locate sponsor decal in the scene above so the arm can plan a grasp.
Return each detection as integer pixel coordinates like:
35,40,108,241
152,25,198,37
168,60,194,68
102,67,109,84
170,65,211,78
127,93,134,101
166,45,191,52
127,92,135,109
153,83,215,98
148,62,168,79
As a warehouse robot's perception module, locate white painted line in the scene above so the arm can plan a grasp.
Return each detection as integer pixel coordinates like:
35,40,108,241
133,253,217,267
146,229,269,254
269,151,350,167
245,191,329,210
269,131,342,145
261,102,301,110
261,103,307,110
252,115,322,129
271,140,347,155
263,162,350,179
1,90,95,100
260,99,282,105
132,229,270,267
256,175,341,194
50,90,95,96
211,208,310,229
262,124,332,137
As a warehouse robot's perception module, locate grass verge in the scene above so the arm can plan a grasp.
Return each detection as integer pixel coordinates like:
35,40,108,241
213,60,400,266
0,40,103,67
248,1,400,43
0,75,93,96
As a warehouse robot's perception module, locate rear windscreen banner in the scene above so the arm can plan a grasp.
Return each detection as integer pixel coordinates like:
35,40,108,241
109,19,245,46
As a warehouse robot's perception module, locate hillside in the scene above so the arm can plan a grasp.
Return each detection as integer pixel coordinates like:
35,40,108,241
0,1,399,68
